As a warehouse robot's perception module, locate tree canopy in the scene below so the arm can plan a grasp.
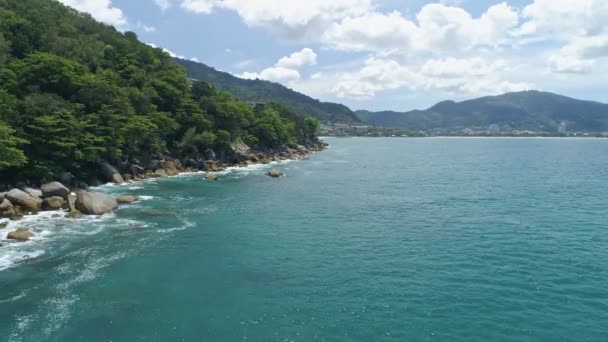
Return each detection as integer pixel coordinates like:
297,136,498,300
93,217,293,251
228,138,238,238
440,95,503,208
0,0,319,181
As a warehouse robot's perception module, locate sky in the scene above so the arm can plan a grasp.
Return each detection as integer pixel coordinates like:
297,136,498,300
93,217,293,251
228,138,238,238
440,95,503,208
57,0,608,112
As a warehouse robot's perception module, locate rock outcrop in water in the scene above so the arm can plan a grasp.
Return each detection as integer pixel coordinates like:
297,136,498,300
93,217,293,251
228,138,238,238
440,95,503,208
267,169,284,178
75,192,118,215
7,228,34,241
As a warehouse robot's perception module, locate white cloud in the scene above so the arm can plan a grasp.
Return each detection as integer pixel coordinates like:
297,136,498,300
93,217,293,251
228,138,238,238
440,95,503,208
176,0,373,40
180,0,216,14
154,0,173,11
331,57,531,100
323,2,519,55
519,0,608,74
58,0,127,28
137,22,157,33
238,48,317,85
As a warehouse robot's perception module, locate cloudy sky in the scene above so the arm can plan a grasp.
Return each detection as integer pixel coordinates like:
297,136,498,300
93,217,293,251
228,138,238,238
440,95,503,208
58,0,607,111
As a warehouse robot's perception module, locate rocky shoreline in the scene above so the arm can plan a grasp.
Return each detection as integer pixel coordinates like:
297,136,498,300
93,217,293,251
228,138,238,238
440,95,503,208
0,141,327,242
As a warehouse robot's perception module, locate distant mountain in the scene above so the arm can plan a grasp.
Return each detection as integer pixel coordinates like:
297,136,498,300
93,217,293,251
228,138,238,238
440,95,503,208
175,58,359,123
356,91,608,133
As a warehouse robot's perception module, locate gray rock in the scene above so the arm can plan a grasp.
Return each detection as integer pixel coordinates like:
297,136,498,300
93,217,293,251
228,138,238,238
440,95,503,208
75,192,118,215
41,181,70,198
0,198,15,219
116,195,139,204
6,189,42,213
0,198,12,211
267,169,283,178
101,162,124,184
42,197,65,211
24,187,42,199
130,164,145,176
154,169,169,178
67,194,77,212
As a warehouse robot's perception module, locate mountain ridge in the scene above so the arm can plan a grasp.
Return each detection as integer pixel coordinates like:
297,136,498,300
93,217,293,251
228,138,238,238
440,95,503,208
175,58,360,123
356,90,608,133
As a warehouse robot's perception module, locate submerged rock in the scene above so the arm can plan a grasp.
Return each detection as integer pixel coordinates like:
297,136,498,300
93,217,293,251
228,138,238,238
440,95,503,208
116,195,139,204
6,189,42,213
75,192,118,215
7,228,34,241
41,181,70,198
67,210,83,219
42,196,65,211
205,174,218,181
267,169,283,178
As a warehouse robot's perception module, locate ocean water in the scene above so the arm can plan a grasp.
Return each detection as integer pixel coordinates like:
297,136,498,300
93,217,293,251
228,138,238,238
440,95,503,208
1,137,608,341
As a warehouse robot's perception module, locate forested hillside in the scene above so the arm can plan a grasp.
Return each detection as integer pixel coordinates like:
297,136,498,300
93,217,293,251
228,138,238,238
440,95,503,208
176,58,359,123
0,0,319,183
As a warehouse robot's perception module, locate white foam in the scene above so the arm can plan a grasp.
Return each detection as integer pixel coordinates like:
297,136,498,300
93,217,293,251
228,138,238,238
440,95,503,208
0,249,45,271
138,195,155,201
157,219,195,234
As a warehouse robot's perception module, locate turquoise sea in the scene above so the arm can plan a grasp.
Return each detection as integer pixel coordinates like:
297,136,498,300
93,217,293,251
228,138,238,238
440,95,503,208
1,137,608,341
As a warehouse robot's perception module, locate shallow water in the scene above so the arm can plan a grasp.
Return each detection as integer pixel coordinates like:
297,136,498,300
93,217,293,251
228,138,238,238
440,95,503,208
1,137,608,341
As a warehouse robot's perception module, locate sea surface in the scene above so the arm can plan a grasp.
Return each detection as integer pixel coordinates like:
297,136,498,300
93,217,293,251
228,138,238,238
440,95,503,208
1,137,608,341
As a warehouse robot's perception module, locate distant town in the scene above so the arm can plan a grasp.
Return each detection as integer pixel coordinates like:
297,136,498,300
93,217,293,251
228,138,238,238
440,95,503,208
321,122,608,138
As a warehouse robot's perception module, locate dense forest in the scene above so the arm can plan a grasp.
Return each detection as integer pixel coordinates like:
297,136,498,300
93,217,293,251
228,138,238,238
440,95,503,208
176,58,360,123
356,91,608,132
0,0,320,184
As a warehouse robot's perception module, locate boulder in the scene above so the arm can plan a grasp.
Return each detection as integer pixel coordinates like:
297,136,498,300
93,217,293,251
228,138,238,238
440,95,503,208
267,169,283,178
116,195,139,204
205,174,218,181
41,181,70,198
0,198,13,211
6,189,42,213
0,192,5,200
42,196,65,211
130,164,145,176
24,187,42,199
162,160,180,176
154,169,169,178
101,162,124,184
123,174,133,182
75,192,118,215
7,228,34,241
0,198,14,218
67,193,77,212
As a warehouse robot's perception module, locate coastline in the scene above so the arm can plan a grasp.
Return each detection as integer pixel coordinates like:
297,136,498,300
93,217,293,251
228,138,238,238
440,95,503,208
0,140,328,270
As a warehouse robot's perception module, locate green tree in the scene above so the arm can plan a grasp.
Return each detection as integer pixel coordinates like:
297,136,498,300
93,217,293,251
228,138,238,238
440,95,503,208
0,120,27,169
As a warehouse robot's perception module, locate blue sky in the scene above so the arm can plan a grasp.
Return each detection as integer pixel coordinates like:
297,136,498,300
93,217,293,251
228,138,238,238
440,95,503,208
59,0,608,112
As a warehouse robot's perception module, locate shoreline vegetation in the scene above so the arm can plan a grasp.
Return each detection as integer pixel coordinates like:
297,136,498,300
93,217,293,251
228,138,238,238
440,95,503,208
0,0,323,207
0,140,328,242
